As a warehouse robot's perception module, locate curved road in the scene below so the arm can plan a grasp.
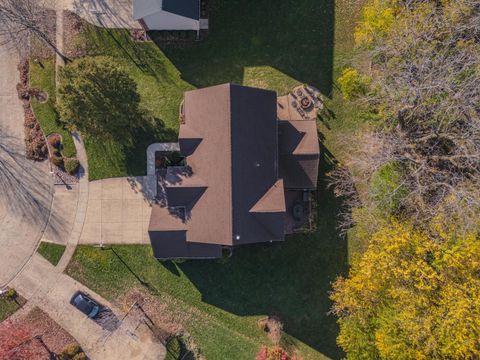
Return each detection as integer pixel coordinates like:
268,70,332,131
0,46,53,286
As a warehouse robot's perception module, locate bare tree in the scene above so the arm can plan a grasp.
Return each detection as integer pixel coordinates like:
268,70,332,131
331,0,480,232
0,0,67,60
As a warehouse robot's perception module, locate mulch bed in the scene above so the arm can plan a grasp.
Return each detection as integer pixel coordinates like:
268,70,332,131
53,165,79,185
0,307,82,360
17,59,48,162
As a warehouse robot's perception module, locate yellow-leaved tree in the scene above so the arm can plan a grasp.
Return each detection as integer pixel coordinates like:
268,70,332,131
330,221,480,359
354,0,397,47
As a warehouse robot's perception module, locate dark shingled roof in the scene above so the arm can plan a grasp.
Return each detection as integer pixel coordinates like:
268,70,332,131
148,84,321,259
150,231,222,259
278,120,320,189
162,0,200,20
149,84,287,257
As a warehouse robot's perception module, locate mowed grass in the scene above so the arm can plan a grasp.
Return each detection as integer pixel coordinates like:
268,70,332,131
67,154,347,360
74,28,192,180
29,59,76,158
37,242,66,266
0,294,25,322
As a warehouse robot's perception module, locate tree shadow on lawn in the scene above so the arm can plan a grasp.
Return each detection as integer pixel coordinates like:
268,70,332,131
156,0,335,96
86,115,177,180
124,116,178,176
171,144,347,359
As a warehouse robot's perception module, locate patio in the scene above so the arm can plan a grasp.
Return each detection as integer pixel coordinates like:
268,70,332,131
277,85,323,121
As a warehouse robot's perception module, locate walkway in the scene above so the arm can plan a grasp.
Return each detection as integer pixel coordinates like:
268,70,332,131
0,45,54,287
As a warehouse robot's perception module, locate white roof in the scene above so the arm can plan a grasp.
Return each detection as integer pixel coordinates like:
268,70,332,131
133,0,163,20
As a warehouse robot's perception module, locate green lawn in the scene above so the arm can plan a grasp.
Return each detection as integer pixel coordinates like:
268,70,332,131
29,59,76,158
0,293,25,322
73,27,192,180
37,242,66,266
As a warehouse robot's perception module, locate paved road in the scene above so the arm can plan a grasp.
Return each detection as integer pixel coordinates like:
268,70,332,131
11,253,165,359
0,46,54,286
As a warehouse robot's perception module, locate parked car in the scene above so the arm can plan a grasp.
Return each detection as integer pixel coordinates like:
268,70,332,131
70,291,101,318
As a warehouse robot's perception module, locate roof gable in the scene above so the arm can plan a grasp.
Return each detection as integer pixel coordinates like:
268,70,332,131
249,179,285,213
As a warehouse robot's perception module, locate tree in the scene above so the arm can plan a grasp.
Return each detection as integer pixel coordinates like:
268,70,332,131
57,56,142,141
332,0,480,231
0,320,45,359
0,0,66,60
330,221,480,359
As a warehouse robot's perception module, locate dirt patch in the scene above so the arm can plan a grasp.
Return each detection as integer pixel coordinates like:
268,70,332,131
0,307,83,359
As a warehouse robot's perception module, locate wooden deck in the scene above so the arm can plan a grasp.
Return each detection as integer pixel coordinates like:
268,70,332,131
277,85,323,121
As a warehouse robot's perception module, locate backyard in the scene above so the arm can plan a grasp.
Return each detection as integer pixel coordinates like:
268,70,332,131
61,0,362,358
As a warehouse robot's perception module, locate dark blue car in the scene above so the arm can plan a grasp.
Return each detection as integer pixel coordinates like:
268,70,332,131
70,291,100,318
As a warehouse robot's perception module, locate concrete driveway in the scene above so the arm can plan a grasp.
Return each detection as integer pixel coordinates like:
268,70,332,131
80,177,153,245
12,254,165,359
0,46,54,286
64,0,141,28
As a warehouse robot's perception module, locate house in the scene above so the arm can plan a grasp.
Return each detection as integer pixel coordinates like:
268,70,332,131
133,0,208,31
148,83,320,259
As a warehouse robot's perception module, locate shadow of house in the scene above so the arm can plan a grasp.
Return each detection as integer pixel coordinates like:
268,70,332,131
157,0,335,96
170,148,348,359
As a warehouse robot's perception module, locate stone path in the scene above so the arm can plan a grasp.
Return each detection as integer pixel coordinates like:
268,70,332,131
0,45,54,287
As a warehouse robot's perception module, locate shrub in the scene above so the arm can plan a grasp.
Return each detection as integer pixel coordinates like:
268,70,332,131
64,158,80,175
59,343,83,359
338,68,370,100
23,103,47,161
72,353,87,360
16,83,30,100
165,337,182,360
5,288,17,300
256,346,303,360
51,154,64,168
47,134,61,149
354,0,396,47
370,161,408,214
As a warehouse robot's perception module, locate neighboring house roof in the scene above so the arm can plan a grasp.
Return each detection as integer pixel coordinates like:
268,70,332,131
133,0,200,21
278,120,320,189
149,83,284,252
163,0,200,20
